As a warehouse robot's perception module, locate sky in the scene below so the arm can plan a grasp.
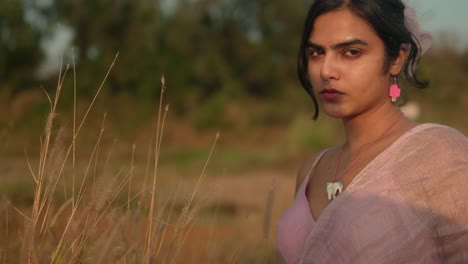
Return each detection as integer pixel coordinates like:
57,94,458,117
409,0,468,49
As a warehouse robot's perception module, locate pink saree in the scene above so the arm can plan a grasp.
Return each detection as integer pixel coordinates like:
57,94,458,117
276,124,468,263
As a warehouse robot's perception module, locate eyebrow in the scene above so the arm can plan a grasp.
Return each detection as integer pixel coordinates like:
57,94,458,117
306,39,369,50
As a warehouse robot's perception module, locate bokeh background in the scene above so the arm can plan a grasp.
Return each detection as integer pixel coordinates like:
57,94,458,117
1,0,467,263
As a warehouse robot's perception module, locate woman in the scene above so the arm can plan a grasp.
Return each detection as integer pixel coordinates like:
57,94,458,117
276,0,468,263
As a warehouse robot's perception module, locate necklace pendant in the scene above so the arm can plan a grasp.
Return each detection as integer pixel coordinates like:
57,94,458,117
326,182,344,200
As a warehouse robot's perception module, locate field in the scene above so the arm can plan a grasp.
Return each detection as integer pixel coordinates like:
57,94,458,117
0,155,295,263
0,67,303,263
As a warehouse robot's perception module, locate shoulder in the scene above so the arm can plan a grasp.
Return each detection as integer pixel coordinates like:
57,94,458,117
411,124,468,152
295,149,329,194
417,123,466,138
396,123,468,174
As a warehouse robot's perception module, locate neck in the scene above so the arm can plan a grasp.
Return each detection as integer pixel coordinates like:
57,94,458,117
341,103,407,153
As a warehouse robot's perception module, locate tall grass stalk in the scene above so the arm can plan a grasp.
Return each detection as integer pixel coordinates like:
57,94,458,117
0,52,221,263
49,53,118,262
72,49,77,209
144,75,168,262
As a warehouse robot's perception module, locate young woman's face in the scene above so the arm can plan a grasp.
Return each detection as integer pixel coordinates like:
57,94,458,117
307,8,401,119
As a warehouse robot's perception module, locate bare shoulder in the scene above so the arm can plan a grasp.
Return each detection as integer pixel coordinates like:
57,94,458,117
295,150,326,194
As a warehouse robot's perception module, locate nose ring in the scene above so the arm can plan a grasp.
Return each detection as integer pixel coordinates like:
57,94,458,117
325,78,331,84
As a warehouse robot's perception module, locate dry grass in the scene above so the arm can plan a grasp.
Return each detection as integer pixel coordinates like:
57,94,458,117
0,54,291,263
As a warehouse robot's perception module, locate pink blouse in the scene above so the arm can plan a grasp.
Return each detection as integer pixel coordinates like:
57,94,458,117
276,150,326,263
276,124,468,263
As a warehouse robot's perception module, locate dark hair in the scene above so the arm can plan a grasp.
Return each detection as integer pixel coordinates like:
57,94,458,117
298,0,430,120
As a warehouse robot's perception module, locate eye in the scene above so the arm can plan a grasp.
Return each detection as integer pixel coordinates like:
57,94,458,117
344,49,361,57
308,49,324,58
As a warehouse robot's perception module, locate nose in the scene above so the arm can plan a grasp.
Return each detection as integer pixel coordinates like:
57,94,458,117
320,55,339,82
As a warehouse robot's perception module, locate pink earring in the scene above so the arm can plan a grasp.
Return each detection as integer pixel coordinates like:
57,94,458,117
389,76,401,102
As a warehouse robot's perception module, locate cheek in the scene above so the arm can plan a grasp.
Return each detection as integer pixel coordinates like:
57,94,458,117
307,63,321,87
355,67,389,98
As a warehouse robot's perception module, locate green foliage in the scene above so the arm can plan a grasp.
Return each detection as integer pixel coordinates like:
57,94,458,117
192,93,227,130
35,0,306,108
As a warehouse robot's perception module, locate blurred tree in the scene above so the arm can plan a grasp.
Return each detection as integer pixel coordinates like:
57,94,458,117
0,0,45,94
161,0,308,104
52,0,164,98
49,0,309,113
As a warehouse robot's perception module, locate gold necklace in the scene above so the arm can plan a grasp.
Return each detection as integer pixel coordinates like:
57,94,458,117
326,114,404,200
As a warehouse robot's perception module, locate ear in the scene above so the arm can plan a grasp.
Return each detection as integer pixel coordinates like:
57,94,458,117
389,44,409,76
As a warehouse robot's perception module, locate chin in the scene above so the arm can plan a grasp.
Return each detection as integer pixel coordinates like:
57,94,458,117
325,110,363,121
320,102,366,119
324,112,349,119
322,107,351,119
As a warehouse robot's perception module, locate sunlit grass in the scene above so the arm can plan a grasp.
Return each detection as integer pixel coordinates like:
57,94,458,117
0,54,289,263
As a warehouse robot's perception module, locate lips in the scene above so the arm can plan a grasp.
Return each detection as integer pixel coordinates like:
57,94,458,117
320,88,343,100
